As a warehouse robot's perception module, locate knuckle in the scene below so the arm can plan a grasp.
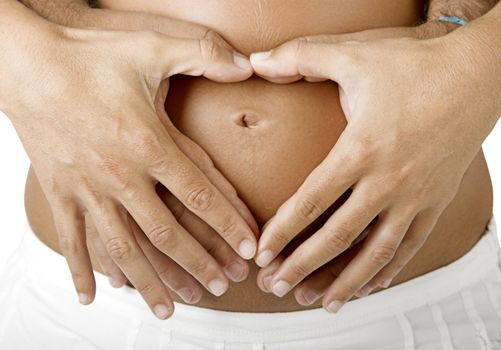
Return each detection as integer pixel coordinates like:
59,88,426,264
342,282,360,296
338,41,365,67
157,267,172,282
206,240,225,258
384,167,412,193
105,237,134,261
294,195,325,221
187,258,209,277
70,271,87,284
289,261,310,278
404,236,426,252
59,236,80,255
203,29,226,47
292,38,308,58
370,244,396,265
141,30,163,56
352,146,371,166
351,138,374,166
324,227,353,253
392,259,407,272
131,130,164,162
216,218,239,240
137,281,157,297
199,38,219,62
271,226,292,248
95,155,127,186
184,184,214,211
149,225,177,250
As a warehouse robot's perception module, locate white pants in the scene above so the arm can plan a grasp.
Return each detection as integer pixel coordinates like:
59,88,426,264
1,218,501,350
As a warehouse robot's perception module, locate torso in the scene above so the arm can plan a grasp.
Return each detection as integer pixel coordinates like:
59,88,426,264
24,0,493,312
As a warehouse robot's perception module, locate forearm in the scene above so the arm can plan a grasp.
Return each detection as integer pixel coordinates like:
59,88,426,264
0,1,59,114
21,0,210,38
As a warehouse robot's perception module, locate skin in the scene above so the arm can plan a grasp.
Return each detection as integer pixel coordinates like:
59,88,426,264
0,0,496,318
0,0,261,320
251,3,501,313
19,0,269,306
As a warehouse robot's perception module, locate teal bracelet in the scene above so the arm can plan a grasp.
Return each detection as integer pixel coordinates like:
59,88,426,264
432,16,469,26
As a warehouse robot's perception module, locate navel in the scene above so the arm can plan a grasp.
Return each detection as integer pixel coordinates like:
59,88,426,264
234,112,259,129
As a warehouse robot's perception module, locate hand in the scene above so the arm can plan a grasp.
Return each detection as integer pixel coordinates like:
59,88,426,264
22,0,260,303
249,25,500,313
88,183,251,304
4,23,255,319
250,23,457,307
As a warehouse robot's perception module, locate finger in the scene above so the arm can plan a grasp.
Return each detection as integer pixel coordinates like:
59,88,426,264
87,199,174,320
256,255,286,293
148,147,257,260
130,31,253,82
158,187,250,282
85,214,128,288
360,209,441,293
294,239,365,306
255,145,358,268
304,76,329,83
267,185,382,297
127,215,203,304
51,199,96,305
119,187,231,296
321,209,416,313
250,37,360,82
155,109,259,237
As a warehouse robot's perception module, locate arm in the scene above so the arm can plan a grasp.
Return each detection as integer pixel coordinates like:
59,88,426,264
20,0,213,38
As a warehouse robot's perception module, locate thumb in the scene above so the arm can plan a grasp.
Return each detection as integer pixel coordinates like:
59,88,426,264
249,37,359,83
131,31,253,82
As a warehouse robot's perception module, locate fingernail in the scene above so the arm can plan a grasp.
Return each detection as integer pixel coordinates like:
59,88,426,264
250,50,271,62
233,52,252,70
177,287,195,304
272,280,291,297
302,289,320,305
326,300,344,313
153,304,170,320
224,261,246,282
262,275,273,292
238,239,256,259
256,250,273,267
380,278,392,288
208,279,227,296
78,293,91,305
109,276,125,288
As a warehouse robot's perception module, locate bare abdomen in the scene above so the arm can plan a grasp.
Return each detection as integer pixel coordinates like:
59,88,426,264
24,0,493,312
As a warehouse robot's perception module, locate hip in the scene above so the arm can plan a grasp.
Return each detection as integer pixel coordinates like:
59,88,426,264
1,216,500,349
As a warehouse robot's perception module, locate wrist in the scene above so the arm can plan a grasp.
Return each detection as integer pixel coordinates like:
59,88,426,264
414,20,456,39
429,18,501,127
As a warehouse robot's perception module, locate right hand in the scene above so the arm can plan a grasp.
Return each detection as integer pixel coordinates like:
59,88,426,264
4,24,255,319
88,183,253,305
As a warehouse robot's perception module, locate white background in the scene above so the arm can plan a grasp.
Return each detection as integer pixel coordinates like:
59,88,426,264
0,111,500,269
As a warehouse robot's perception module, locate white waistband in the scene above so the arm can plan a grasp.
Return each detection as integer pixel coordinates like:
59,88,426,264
7,216,501,342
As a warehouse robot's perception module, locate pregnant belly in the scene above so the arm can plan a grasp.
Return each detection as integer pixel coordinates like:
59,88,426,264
24,0,494,312
24,73,494,312
166,76,345,226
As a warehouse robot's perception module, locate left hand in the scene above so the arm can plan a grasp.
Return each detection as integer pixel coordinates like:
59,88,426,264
250,26,500,313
